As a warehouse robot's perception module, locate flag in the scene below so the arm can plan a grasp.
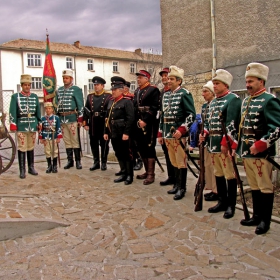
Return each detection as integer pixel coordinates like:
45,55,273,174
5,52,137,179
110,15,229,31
43,35,56,102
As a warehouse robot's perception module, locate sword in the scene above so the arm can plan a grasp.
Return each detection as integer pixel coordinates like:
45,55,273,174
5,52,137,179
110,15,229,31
51,130,55,159
77,124,83,157
155,156,164,172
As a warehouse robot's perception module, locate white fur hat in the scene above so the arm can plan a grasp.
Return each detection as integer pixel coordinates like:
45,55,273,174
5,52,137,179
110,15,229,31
62,69,73,78
44,102,53,108
212,69,233,86
203,81,214,94
168,65,184,81
245,62,269,82
20,74,32,84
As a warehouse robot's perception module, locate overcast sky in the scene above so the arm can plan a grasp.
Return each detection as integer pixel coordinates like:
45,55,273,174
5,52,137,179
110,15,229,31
0,0,162,53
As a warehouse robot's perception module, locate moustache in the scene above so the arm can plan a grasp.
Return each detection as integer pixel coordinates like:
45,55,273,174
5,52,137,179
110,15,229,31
247,87,252,90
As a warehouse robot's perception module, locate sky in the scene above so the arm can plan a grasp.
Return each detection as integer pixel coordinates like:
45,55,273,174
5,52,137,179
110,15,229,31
0,0,162,53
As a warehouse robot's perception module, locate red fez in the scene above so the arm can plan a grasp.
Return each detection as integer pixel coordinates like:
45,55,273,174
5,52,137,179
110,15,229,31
136,70,151,79
159,67,169,76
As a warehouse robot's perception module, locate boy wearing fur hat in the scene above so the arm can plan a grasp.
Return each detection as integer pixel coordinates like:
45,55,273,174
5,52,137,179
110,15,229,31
158,66,196,200
200,69,241,219
54,70,84,170
201,81,218,202
236,62,280,235
39,102,62,173
9,74,41,179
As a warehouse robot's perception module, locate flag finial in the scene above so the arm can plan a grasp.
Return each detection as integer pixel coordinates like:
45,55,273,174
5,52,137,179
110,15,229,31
46,28,49,37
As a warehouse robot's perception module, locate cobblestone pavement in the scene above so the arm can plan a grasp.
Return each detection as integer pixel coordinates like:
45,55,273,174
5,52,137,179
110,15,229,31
0,156,280,280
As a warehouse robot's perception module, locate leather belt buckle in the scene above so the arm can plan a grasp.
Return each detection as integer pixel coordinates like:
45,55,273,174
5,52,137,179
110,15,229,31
28,113,32,118
94,112,99,116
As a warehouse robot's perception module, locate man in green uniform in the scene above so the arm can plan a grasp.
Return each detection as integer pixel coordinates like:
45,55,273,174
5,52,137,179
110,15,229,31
237,62,280,235
158,66,196,200
201,69,241,219
54,70,84,170
9,74,41,179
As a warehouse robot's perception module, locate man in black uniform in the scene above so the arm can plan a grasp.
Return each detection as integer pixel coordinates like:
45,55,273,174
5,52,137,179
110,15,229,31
83,76,111,171
104,76,134,185
133,70,161,185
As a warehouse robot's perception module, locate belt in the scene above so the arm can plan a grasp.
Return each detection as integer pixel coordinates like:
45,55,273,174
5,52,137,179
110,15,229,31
110,119,124,124
138,106,150,112
241,128,262,136
164,117,175,123
209,130,223,136
93,112,103,117
18,113,35,118
58,110,76,116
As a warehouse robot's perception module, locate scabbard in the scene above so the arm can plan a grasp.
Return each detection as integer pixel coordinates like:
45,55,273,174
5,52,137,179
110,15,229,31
265,156,280,170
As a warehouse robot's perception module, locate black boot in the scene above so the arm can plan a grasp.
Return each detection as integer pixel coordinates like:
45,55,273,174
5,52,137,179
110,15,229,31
125,161,134,185
46,158,52,173
160,177,175,186
208,176,227,213
160,143,175,186
114,161,127,182
255,192,274,235
115,160,126,176
134,157,143,171
52,158,58,173
64,148,74,169
167,167,179,194
174,168,187,200
241,190,261,226
27,150,38,175
101,141,109,171
18,150,26,179
223,179,237,219
74,148,82,169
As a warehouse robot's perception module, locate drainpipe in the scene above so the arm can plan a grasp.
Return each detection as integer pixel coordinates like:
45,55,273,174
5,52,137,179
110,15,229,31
210,0,217,77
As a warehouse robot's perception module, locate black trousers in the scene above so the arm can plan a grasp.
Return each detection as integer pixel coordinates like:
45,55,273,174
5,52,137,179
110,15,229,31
111,137,132,161
89,134,109,163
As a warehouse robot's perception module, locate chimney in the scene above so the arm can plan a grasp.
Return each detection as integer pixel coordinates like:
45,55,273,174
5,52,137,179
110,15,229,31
74,41,81,48
135,48,142,55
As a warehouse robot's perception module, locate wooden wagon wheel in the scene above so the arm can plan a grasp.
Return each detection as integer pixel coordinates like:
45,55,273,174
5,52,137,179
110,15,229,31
0,113,16,174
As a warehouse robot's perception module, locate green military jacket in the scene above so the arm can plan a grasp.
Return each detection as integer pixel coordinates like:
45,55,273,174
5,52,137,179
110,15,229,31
204,91,241,153
54,85,84,124
159,86,196,139
9,92,41,132
236,91,280,158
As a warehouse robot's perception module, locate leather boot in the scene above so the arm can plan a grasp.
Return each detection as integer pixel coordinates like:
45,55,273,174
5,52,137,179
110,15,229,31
46,158,52,173
136,158,148,179
74,148,82,169
125,161,134,185
241,190,261,226
64,148,74,169
101,142,109,171
167,167,179,194
18,150,26,179
27,150,38,175
223,178,237,219
255,192,274,235
160,176,175,186
143,158,155,185
208,176,227,213
174,168,187,200
114,161,127,183
52,158,58,173
134,157,143,170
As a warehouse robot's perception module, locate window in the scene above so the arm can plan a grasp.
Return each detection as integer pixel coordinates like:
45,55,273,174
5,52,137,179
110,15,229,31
130,63,135,74
27,54,41,67
130,81,136,91
66,57,73,69
113,61,119,72
147,65,153,74
31,77,42,89
87,59,94,71
270,87,280,99
88,79,94,91
232,89,248,101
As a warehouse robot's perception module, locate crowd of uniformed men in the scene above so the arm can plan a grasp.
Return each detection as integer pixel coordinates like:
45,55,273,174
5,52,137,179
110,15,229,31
9,62,280,235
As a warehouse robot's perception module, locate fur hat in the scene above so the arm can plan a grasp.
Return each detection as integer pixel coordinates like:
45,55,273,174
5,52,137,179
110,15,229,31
44,102,53,108
168,65,184,81
203,81,214,94
62,69,73,78
245,62,269,82
212,69,233,86
20,74,32,84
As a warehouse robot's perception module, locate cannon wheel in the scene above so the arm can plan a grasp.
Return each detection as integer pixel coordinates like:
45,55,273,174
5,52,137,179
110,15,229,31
0,133,16,174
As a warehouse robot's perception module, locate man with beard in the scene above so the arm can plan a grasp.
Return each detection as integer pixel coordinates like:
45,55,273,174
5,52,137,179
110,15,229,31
83,76,111,171
54,70,84,170
200,69,241,219
236,62,280,235
133,70,160,185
